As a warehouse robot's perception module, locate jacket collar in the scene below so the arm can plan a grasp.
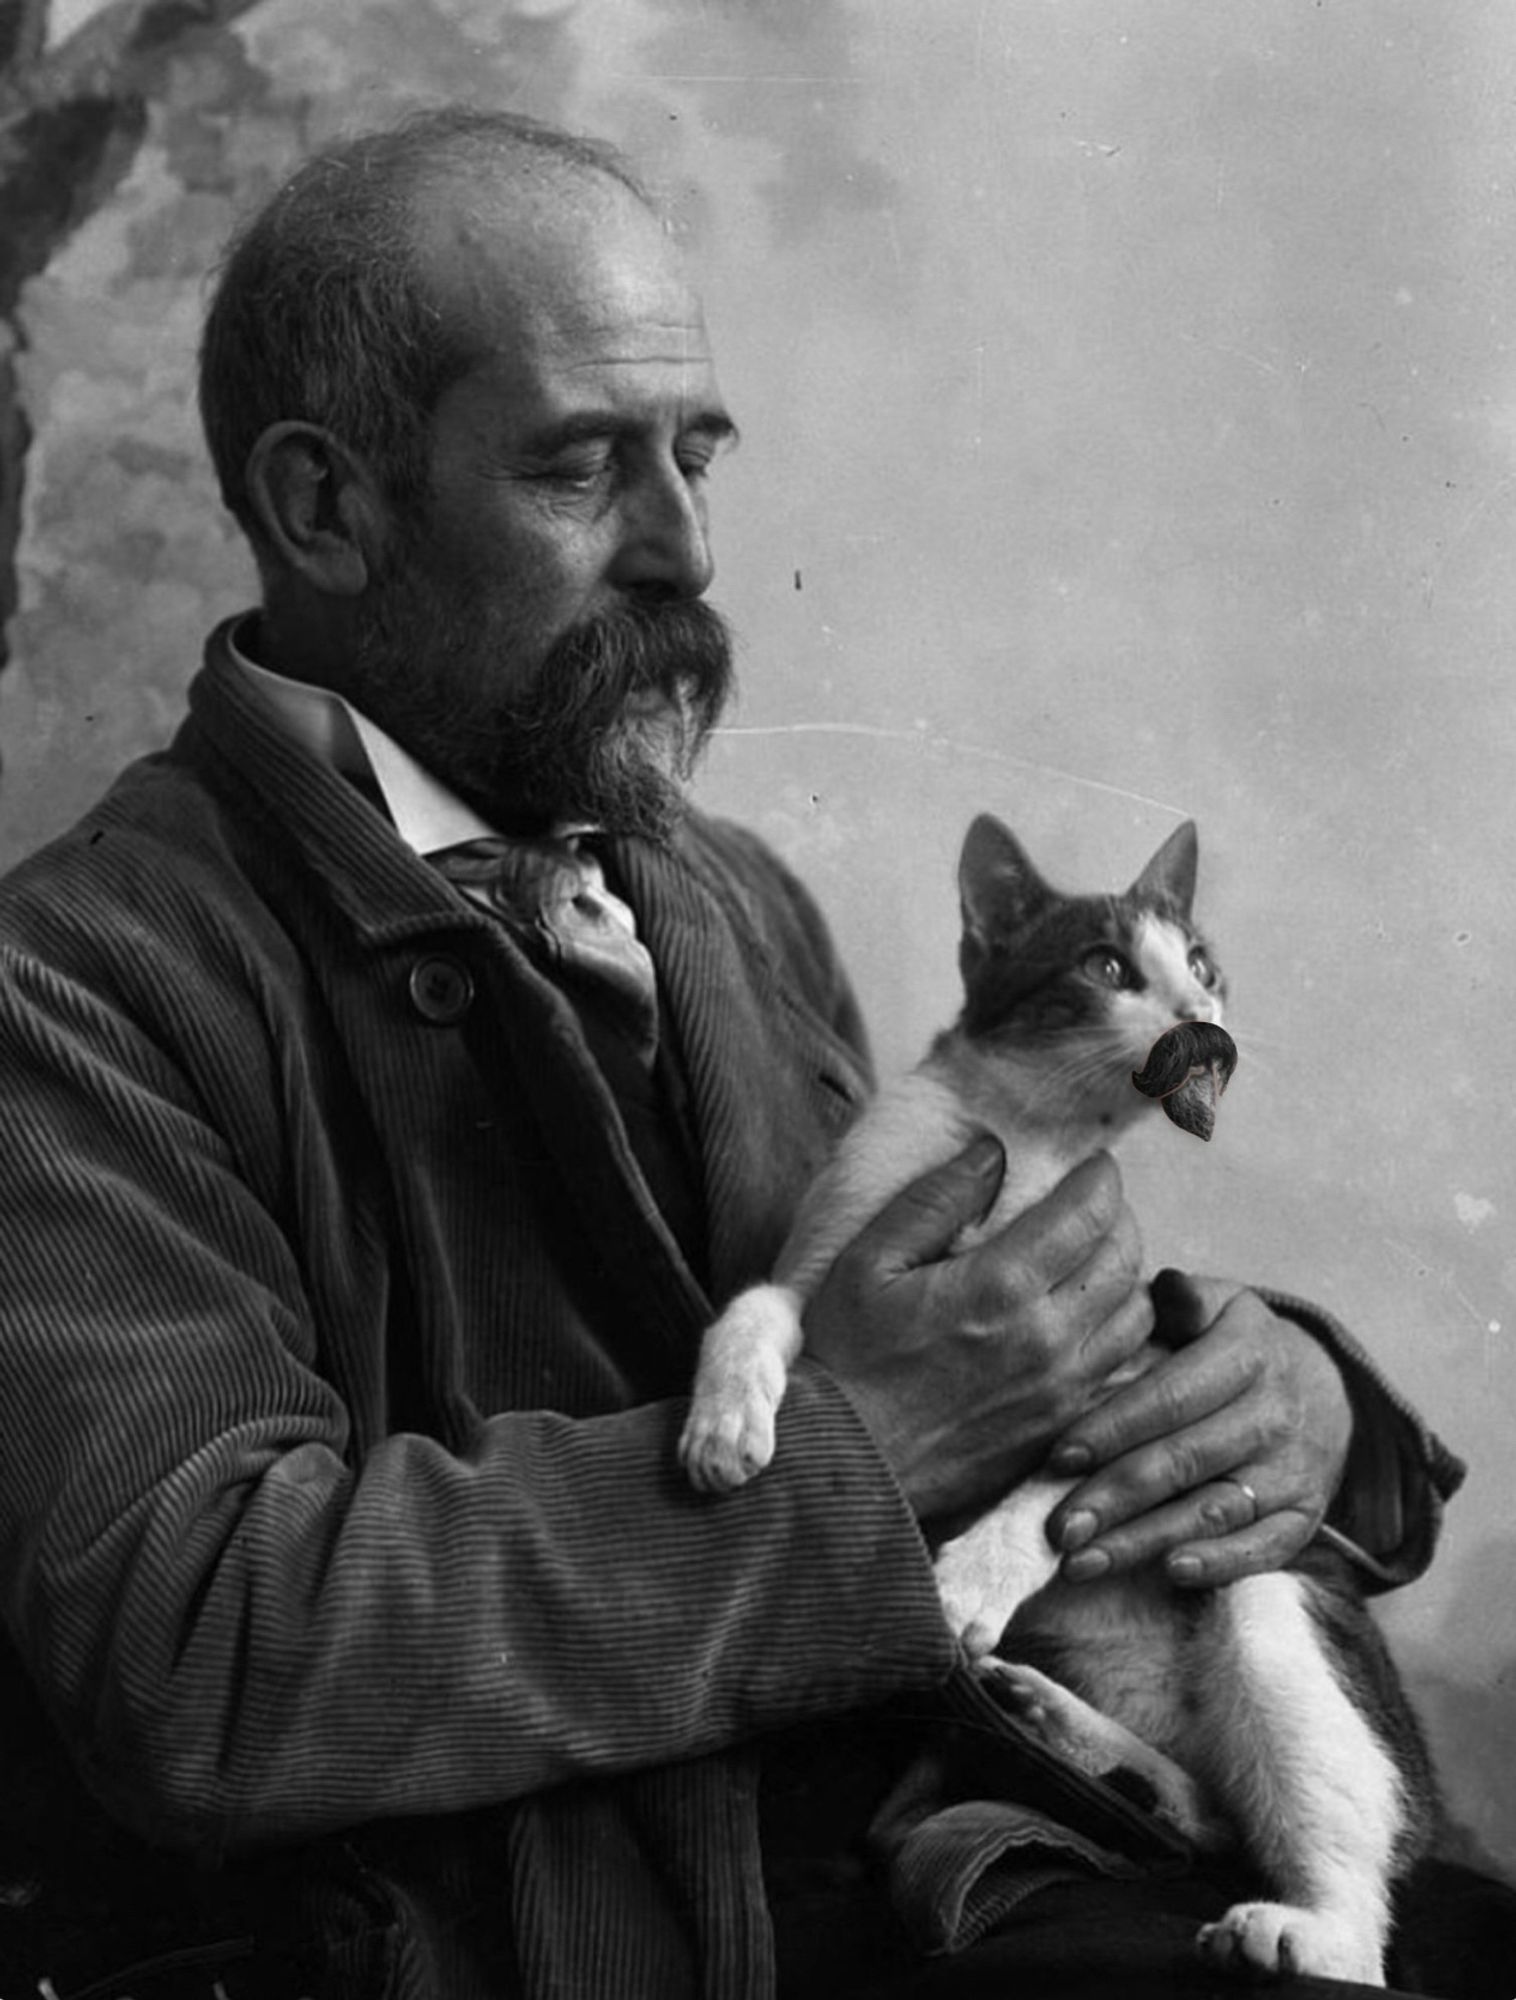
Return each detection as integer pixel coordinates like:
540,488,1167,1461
179,618,863,1308
181,622,501,950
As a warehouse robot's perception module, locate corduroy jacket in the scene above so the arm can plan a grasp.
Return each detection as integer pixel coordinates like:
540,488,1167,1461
0,630,1463,1998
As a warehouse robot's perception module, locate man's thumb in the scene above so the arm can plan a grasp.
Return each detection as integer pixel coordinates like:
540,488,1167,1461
1151,1267,1242,1346
867,1134,1005,1275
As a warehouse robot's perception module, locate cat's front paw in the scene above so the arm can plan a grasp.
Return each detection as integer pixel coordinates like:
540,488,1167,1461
679,1286,799,1494
933,1486,1064,1659
1196,1902,1384,1985
678,1392,777,1493
934,1546,1010,1660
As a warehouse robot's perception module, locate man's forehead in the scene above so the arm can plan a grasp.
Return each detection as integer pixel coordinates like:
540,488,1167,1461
413,164,713,375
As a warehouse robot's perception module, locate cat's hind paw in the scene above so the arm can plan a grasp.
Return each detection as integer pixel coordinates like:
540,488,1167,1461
981,1660,1068,1729
979,1660,1127,1773
982,1660,1230,1853
1196,1901,1384,1986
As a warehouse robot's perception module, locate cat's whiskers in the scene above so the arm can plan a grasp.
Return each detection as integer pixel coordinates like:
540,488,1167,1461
1014,1032,1142,1119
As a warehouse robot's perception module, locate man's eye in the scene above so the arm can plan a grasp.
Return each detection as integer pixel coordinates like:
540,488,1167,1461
542,455,612,490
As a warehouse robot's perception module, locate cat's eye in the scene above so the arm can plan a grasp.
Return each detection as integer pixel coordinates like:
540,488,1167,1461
1083,947,1137,990
1188,947,1219,989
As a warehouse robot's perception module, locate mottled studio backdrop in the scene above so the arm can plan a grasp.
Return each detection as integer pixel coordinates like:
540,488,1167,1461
3,0,1514,1868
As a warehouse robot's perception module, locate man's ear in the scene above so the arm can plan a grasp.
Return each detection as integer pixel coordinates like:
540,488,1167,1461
243,422,390,597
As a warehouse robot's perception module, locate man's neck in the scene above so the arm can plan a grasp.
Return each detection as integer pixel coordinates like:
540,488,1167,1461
241,600,360,699
220,613,500,856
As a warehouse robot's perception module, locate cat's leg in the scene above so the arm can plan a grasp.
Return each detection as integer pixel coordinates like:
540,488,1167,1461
679,1171,870,1493
1189,1571,1406,1986
981,1659,1230,1852
932,1478,1068,1656
680,1087,978,1493
678,1283,804,1491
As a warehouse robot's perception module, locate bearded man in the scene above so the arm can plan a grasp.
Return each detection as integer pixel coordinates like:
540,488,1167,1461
0,107,1496,2000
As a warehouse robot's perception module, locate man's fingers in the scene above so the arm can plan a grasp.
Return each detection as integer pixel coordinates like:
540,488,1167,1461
1048,1198,1143,1309
1056,1476,1318,1588
1035,1284,1350,1590
1054,1261,1155,1394
1163,1507,1321,1588
1049,1332,1257,1478
1002,1151,1128,1290
859,1135,1006,1277
1056,1472,1265,1574
806,1140,1149,1524
1047,1412,1258,1558
855,1141,1128,1297
1149,1267,1245,1349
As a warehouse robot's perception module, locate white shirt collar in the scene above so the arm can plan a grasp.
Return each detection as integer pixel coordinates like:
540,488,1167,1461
223,617,498,856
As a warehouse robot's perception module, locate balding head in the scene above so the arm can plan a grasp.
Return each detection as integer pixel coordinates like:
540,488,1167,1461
203,107,734,840
198,107,658,555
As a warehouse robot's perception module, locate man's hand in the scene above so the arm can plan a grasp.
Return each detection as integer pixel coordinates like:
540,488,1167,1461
805,1140,1154,1524
1043,1270,1353,1588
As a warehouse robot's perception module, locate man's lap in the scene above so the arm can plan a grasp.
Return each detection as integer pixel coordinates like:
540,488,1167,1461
776,1859,1516,2000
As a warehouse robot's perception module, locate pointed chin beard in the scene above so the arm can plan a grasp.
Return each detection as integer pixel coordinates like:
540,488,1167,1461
534,695,709,842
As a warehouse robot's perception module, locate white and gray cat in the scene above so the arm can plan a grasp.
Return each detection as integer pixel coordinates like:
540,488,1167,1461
680,814,1435,1986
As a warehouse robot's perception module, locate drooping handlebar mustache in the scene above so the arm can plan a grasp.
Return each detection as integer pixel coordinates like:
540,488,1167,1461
1132,1020,1239,1142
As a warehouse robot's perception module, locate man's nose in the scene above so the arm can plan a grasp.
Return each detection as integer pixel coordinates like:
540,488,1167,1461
611,464,714,601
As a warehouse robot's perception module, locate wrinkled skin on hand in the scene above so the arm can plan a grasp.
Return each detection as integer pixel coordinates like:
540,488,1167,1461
805,1142,1155,1526
1044,1269,1353,1588
806,1147,1353,1586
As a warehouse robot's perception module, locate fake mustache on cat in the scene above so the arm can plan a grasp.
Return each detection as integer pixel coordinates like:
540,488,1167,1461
1132,1018,1239,1141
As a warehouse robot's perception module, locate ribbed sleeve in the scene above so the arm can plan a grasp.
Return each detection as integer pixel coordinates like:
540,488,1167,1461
0,928,952,1856
1259,1286,1465,1590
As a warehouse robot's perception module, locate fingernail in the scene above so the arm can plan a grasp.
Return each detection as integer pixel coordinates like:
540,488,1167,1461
1050,1442,1093,1475
1064,1547,1110,1582
1167,1554,1203,1584
1059,1509,1097,1551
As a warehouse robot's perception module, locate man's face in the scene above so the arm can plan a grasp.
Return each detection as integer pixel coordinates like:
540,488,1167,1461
351,171,738,838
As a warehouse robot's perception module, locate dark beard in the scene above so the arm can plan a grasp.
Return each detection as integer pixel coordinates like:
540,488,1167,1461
351,586,736,841
497,598,735,838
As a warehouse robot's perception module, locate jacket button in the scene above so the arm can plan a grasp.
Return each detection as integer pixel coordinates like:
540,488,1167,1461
408,955,474,1024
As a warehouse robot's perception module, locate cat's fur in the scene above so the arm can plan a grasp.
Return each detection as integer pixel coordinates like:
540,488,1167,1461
680,815,1436,1984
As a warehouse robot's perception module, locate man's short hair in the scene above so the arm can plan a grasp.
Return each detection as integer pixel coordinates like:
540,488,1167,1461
197,106,651,552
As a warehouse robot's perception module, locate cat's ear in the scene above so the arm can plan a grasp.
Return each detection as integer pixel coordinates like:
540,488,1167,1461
1130,819,1199,917
958,814,1053,952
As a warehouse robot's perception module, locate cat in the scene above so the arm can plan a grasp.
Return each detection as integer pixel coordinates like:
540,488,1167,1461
679,813,1436,1985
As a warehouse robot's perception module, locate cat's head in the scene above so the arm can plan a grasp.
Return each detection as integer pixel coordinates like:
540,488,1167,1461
955,814,1226,1105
